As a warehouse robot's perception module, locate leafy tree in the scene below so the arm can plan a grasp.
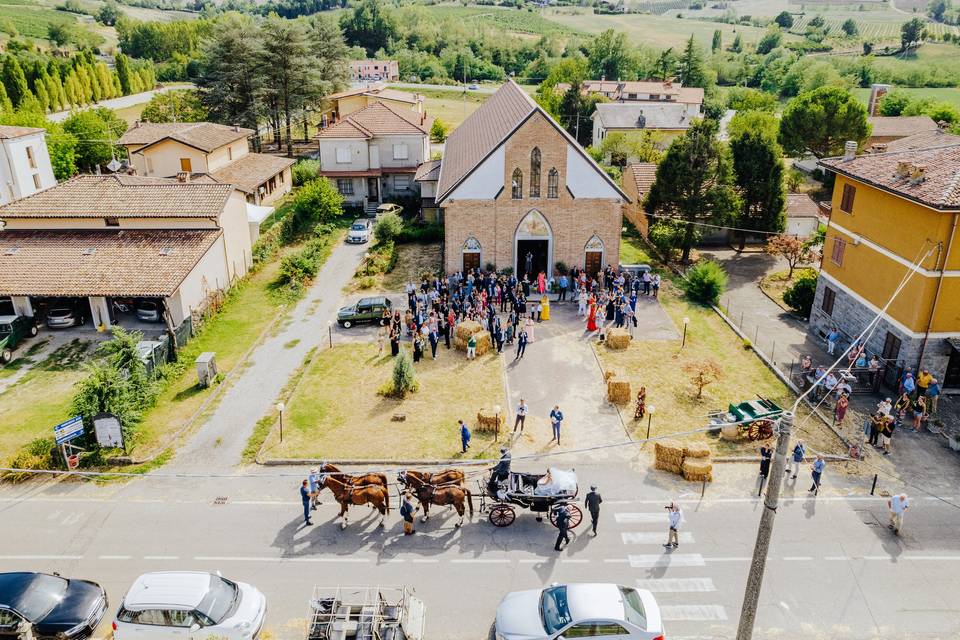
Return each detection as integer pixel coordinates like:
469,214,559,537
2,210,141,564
115,53,132,95
774,11,794,29
726,87,777,112
647,218,686,261
2,56,32,108
778,86,870,158
374,211,403,245
783,270,818,317
48,21,76,47
291,159,320,186
0,82,11,114
645,119,740,263
765,234,813,278
729,33,743,53
62,108,126,171
786,168,806,193
841,18,859,37
756,28,783,55
97,1,122,26
70,363,142,443
557,80,599,147
809,15,826,29
307,14,349,95
930,0,949,21
711,29,722,52
430,118,449,143
340,0,398,56
684,358,722,398
196,13,263,139
901,17,926,50
390,351,417,398
291,178,344,232
140,89,208,123
682,260,728,305
590,131,663,167
678,35,709,89
903,98,960,124
588,29,632,81
730,127,786,251
654,47,676,81
878,89,912,116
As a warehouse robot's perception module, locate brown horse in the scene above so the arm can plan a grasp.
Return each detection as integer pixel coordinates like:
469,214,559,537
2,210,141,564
398,470,473,527
319,472,390,530
321,463,388,488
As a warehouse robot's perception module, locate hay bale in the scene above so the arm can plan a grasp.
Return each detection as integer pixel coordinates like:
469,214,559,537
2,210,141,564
607,378,631,404
606,328,631,350
655,459,682,474
654,439,685,470
455,320,483,341
682,457,713,482
683,442,711,458
476,408,505,433
720,424,741,441
454,328,492,355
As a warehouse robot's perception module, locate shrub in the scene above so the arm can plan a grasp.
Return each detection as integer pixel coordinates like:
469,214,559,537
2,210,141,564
4,438,58,479
430,118,449,143
783,270,818,317
374,212,403,245
292,159,320,186
390,351,418,398
289,178,344,236
648,220,686,261
395,222,443,244
683,260,728,305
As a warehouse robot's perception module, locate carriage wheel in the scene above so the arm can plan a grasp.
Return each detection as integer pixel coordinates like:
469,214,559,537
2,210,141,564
748,419,774,441
549,504,583,529
489,504,516,527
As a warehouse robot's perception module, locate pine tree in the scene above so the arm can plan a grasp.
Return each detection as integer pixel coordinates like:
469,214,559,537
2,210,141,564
0,82,12,114
196,13,263,137
34,81,49,112
76,65,93,104
711,29,722,52
679,35,709,89
730,129,786,251
115,53,132,95
2,56,32,108
730,33,743,53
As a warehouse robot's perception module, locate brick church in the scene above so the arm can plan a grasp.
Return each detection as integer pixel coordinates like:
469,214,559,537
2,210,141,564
433,80,628,278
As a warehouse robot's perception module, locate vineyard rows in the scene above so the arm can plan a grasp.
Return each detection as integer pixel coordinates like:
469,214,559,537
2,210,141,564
630,0,688,15
789,14,959,40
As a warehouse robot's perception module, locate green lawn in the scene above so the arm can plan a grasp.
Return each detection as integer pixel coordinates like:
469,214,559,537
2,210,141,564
620,232,654,265
853,86,960,110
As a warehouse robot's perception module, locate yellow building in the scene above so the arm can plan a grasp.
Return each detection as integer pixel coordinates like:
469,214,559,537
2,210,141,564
321,83,423,124
816,143,960,391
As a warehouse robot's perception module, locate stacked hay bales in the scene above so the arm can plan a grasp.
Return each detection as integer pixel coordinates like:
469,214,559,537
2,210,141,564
453,320,492,355
476,408,505,433
654,439,713,482
606,328,631,350
607,377,631,404
654,439,685,474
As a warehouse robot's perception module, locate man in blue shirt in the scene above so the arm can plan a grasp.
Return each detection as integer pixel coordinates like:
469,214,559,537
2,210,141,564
826,328,840,355
550,405,564,445
459,419,471,454
300,479,313,526
809,455,826,494
308,467,321,511
558,275,569,302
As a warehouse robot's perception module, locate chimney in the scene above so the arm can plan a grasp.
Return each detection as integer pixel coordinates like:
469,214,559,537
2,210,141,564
938,120,950,130
176,171,190,183
843,141,858,161
910,164,927,185
870,143,888,154
895,161,913,178
233,125,239,132
134,120,141,128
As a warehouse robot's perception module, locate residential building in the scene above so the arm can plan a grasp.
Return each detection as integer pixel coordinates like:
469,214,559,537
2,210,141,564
815,143,960,391
316,102,431,213
0,126,56,206
436,80,628,276
555,79,703,119
591,102,693,147
0,174,254,331
784,193,822,239
867,124,960,154
866,116,939,147
349,60,399,82
117,121,294,208
620,163,657,236
321,83,423,123
414,159,441,223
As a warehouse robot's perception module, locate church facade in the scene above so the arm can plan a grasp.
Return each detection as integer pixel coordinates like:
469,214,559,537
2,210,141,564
435,80,628,279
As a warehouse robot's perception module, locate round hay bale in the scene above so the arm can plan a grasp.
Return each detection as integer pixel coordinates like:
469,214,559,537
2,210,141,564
683,442,711,459
606,328,631,350
455,320,483,341
720,424,741,441
607,378,631,404
682,457,713,482
476,408,505,433
654,439,685,468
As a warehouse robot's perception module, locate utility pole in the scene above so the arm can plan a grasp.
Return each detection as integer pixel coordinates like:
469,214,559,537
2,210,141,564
735,411,793,640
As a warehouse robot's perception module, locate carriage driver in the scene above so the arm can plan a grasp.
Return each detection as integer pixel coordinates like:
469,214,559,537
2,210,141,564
488,447,512,495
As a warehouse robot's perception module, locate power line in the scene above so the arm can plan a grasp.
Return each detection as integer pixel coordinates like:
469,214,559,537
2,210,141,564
644,212,810,237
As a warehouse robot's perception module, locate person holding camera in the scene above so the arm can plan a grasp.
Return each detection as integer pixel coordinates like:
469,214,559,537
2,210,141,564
663,501,683,550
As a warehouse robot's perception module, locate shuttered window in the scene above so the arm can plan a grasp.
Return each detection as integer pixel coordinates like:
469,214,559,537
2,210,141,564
822,287,836,315
831,237,846,266
840,184,856,213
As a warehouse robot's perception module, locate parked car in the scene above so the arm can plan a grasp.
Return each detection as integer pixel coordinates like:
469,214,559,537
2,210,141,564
0,571,108,640
46,303,85,329
374,203,403,219
337,296,392,328
495,583,664,640
0,315,38,363
468,83,479,90
113,572,266,640
347,219,372,244
136,300,163,323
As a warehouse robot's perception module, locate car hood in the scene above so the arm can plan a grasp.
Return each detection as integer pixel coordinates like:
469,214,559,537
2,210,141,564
220,582,266,636
496,589,547,640
34,580,104,634
337,306,356,315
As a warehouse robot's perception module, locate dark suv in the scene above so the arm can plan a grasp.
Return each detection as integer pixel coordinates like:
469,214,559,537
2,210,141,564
337,297,392,328
0,315,38,364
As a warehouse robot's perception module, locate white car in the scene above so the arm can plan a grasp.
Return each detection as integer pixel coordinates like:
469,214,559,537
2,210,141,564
113,572,266,640
495,583,664,640
347,219,372,243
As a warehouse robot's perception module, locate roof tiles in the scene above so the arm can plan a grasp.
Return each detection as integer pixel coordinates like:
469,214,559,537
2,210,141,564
207,153,295,194
316,101,429,139
118,122,254,152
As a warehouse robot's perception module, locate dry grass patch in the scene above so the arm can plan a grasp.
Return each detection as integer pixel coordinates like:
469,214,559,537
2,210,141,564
263,342,506,460
349,242,442,294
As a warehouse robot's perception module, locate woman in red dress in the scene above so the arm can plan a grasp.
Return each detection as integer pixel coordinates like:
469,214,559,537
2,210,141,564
586,298,598,332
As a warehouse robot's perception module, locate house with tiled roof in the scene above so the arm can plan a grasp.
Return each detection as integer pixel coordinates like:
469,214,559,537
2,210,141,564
118,121,294,208
555,79,703,120
320,82,423,123
0,174,254,333
620,163,657,235
814,143,960,391
0,125,56,205
865,116,938,147
315,101,431,212
591,102,693,147
437,79,628,276
867,124,960,154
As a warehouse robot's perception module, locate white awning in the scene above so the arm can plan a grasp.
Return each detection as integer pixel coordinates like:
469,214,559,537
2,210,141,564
246,203,274,225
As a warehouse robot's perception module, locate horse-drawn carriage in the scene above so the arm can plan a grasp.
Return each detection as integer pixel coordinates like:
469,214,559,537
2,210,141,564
479,467,582,528
709,396,783,441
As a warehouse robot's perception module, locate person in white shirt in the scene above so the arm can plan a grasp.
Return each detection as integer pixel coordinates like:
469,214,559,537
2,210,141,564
877,398,893,417
513,399,529,433
577,289,588,317
888,493,909,535
663,501,683,549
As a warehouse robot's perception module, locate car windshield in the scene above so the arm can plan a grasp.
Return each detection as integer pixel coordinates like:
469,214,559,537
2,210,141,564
539,586,572,635
196,576,238,624
351,223,366,231
16,574,68,621
620,587,647,628
139,302,158,311
48,308,71,317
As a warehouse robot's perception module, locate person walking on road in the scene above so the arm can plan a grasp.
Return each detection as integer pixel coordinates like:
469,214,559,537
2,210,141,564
549,405,564,445
585,485,602,536
400,492,418,535
553,503,571,551
515,328,528,359
888,493,909,535
809,455,825,494
459,419,471,454
786,441,805,480
664,501,683,549
300,480,313,526
514,399,528,433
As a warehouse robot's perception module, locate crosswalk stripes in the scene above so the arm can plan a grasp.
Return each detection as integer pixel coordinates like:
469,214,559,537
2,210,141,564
615,512,727,626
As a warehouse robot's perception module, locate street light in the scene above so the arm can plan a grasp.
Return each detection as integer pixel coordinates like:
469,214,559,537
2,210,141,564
646,405,656,440
276,402,285,443
682,317,690,348
327,320,333,349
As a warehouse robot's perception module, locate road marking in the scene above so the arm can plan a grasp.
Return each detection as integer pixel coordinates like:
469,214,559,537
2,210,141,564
98,555,132,560
636,578,716,593
603,558,630,564
615,513,664,524
783,556,813,561
703,556,751,563
622,532,694,545
659,605,728,622
450,558,511,564
825,556,849,561
629,554,705,568
0,555,83,560
143,555,179,560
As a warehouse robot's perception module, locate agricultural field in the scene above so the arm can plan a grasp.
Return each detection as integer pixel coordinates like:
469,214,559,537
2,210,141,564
0,1,85,41
853,86,960,109
422,5,576,37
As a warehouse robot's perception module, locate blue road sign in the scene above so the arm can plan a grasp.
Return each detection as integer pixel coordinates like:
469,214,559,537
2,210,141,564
53,416,84,445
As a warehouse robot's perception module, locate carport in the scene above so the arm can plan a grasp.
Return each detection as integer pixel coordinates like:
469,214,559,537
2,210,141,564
0,228,227,332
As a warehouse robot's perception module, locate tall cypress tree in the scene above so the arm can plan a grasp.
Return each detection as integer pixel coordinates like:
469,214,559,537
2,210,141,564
711,29,722,52
2,56,32,108
0,82,12,114
115,52,132,95
730,127,787,252
678,35,709,89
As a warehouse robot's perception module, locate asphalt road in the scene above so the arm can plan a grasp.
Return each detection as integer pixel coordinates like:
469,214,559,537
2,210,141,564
2,462,958,640
47,85,195,122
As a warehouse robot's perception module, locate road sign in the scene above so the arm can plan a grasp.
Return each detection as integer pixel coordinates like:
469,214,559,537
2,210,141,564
53,416,84,445
93,414,124,449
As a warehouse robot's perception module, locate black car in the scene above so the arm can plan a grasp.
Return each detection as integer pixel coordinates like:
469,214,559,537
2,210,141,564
337,296,392,328
0,572,107,639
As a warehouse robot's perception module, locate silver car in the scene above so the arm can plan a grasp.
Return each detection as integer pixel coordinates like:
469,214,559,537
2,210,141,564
135,300,162,323
46,305,84,329
495,583,664,640
347,219,372,243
